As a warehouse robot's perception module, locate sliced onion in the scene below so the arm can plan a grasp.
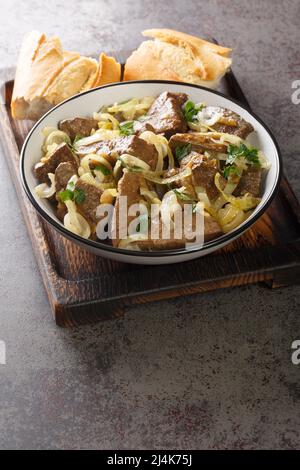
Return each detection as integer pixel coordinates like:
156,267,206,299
80,154,112,174
160,190,182,231
93,112,120,130
120,153,151,171
142,167,192,185
64,200,91,239
215,173,260,211
44,130,71,151
113,159,123,182
42,127,57,138
258,150,270,169
34,173,56,198
139,131,170,172
118,234,149,250
196,106,223,126
100,189,118,204
73,129,120,150
218,204,246,233
107,97,155,121
140,185,161,205
80,172,115,191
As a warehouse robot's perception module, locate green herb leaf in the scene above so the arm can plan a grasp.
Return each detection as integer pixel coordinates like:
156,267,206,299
119,121,135,136
183,100,204,122
74,188,86,204
223,165,242,180
173,189,195,202
226,143,260,167
59,185,86,204
73,134,84,144
66,181,75,191
59,189,74,202
175,143,192,162
118,157,142,172
94,164,111,176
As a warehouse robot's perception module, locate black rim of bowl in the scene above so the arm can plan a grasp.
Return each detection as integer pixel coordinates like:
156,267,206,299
20,79,282,258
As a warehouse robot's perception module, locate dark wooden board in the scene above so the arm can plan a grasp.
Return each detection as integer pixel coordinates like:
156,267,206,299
1,64,300,327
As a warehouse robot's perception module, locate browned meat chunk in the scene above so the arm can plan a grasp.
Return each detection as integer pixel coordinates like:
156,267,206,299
209,107,254,139
165,153,225,201
56,201,67,221
113,171,222,250
59,117,98,140
233,167,262,197
140,91,188,138
112,172,142,247
55,161,78,195
112,136,158,170
203,212,223,241
76,135,158,170
34,143,78,183
74,180,102,227
169,132,227,154
180,154,226,201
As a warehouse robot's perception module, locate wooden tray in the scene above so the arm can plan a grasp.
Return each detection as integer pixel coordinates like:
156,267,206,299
1,62,300,327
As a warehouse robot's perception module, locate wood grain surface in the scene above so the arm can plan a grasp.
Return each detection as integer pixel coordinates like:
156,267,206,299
1,66,299,327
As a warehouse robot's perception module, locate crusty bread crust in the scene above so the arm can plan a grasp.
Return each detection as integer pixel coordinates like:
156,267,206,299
11,32,121,120
95,53,121,86
124,28,232,88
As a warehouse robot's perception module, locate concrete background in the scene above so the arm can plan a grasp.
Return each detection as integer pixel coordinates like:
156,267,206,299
0,0,299,450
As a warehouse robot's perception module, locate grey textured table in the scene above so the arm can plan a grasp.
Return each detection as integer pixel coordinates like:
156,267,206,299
0,0,300,450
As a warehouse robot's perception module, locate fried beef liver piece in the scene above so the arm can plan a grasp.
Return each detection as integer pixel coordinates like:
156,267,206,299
209,107,254,139
58,117,99,140
74,180,102,226
113,170,222,250
54,161,78,195
76,135,158,170
34,143,78,183
233,167,262,197
169,132,227,154
112,172,142,247
140,91,188,138
56,201,67,222
179,153,226,201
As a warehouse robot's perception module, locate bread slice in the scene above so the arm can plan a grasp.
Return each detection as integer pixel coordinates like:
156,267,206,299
124,29,232,88
11,31,121,120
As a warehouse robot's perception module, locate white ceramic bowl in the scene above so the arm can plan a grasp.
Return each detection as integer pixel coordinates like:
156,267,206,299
20,80,282,265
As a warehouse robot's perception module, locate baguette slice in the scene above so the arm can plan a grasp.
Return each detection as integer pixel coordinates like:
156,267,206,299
11,31,121,120
124,28,232,88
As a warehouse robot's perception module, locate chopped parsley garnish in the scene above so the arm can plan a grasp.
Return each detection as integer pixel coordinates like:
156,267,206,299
70,134,84,152
59,186,86,204
73,187,86,204
175,143,192,162
118,157,142,173
226,143,260,167
94,164,111,176
59,189,74,202
67,181,75,191
119,121,135,136
223,165,242,180
73,134,84,145
173,189,195,203
183,100,204,122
